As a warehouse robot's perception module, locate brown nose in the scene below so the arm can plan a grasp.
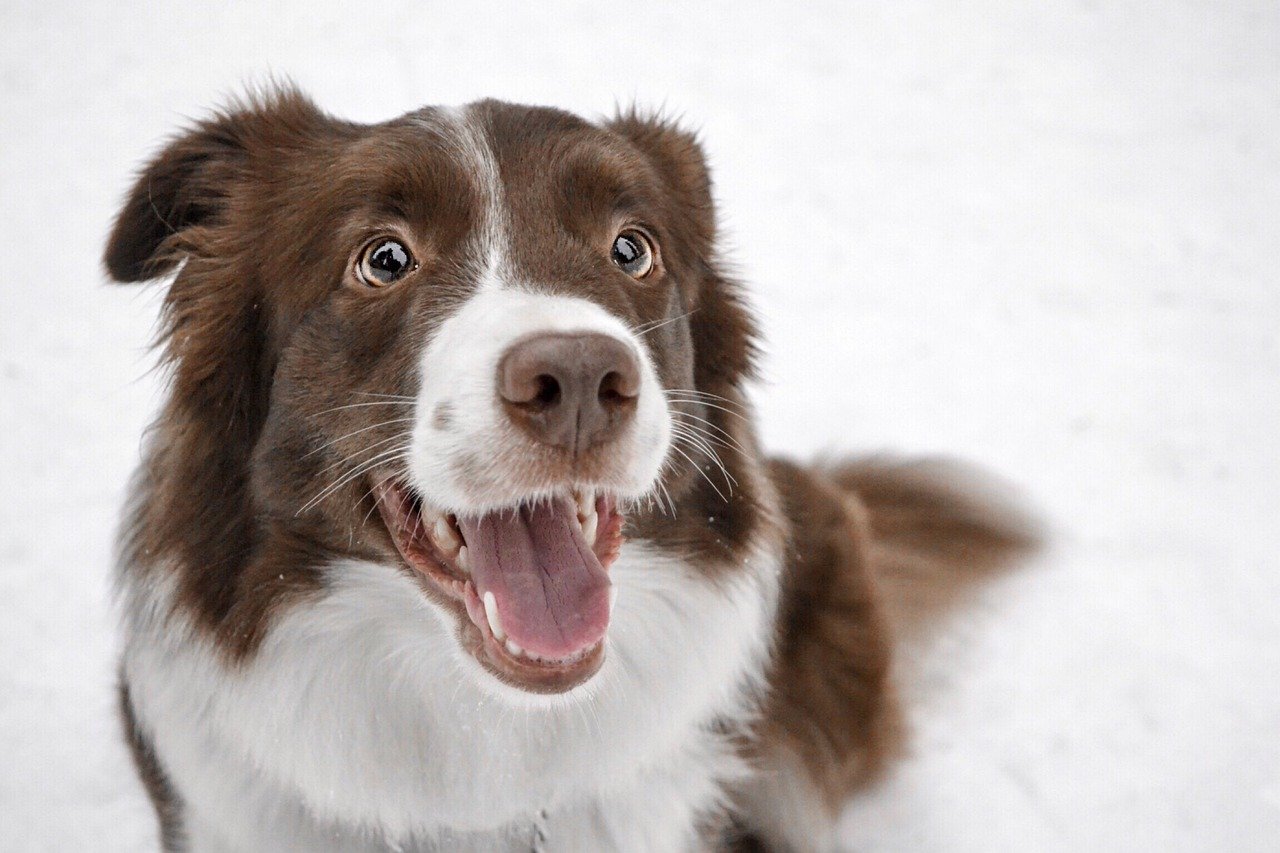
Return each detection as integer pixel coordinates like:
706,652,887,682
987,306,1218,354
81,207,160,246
498,332,641,455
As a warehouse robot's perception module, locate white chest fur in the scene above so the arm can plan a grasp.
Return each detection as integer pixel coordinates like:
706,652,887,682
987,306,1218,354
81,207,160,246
120,541,780,851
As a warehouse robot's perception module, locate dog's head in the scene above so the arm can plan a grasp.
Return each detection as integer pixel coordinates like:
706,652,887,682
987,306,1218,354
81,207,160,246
107,89,758,695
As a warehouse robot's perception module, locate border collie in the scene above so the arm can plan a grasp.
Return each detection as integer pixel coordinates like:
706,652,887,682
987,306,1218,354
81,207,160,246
105,88,1038,851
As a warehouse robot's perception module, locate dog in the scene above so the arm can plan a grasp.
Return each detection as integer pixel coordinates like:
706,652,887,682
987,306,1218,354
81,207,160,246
105,87,1038,851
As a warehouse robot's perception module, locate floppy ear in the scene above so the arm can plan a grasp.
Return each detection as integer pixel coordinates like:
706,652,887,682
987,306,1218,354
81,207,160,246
107,90,336,630
608,111,759,388
103,113,252,282
104,88,328,283
607,109,717,250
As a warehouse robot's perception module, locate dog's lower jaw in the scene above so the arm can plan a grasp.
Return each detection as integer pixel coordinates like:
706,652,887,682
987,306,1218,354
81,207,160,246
116,530,783,849
373,478,625,694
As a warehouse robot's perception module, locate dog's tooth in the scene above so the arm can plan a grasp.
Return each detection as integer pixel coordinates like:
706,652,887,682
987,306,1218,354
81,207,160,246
575,489,594,520
482,591,505,641
581,510,598,546
609,586,618,617
505,638,524,657
456,545,470,574
432,517,461,556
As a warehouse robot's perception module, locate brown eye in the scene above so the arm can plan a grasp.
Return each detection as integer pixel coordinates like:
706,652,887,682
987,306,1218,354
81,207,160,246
611,229,655,278
357,238,416,287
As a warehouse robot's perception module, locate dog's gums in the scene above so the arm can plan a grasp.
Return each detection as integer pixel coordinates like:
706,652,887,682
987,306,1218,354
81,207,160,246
372,478,624,692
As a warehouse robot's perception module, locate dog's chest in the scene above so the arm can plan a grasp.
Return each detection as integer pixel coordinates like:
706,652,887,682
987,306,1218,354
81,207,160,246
122,545,778,847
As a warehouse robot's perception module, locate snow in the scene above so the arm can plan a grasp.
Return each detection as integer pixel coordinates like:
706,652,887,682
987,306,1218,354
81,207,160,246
2,1,1277,849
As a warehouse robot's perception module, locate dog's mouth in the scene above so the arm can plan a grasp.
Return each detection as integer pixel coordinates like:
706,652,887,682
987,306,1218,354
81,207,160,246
372,478,623,693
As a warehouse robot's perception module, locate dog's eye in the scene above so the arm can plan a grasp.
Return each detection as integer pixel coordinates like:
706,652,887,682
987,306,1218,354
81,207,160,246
357,238,416,287
611,230,655,279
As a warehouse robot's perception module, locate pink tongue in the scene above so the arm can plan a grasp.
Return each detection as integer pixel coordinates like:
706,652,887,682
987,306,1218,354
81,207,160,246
458,497,611,658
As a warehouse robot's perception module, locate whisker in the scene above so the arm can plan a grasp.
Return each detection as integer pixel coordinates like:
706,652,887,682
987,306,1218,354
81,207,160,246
662,388,746,406
656,480,676,517
302,448,409,517
296,444,411,516
670,425,738,489
664,396,750,423
302,418,417,459
669,422,721,459
663,397,747,417
667,443,730,503
309,400,415,419
358,452,414,529
672,418,737,474
354,391,417,401
315,432,407,477
671,412,744,453
360,482,384,527
633,310,695,338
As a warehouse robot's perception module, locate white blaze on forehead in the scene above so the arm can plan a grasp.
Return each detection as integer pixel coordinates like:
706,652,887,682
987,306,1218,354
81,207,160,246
404,105,671,514
425,104,509,290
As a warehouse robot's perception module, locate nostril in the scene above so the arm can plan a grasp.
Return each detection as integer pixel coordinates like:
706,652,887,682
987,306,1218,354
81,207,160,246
497,332,641,453
533,374,561,408
597,371,635,408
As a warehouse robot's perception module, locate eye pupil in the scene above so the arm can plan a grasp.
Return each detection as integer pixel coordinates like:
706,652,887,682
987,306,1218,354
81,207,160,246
613,236,639,265
359,239,414,286
370,241,408,277
611,231,653,278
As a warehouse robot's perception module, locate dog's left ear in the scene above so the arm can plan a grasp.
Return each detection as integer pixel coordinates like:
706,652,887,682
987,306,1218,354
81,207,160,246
607,111,758,388
607,110,716,251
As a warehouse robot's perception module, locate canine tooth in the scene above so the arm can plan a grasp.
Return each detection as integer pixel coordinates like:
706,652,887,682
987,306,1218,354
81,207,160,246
575,489,594,519
456,545,470,574
432,517,460,556
505,638,524,657
482,591,505,641
581,510,598,546
609,586,618,616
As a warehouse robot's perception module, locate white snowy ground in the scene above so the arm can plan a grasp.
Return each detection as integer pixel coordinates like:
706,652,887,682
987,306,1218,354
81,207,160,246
2,1,1277,850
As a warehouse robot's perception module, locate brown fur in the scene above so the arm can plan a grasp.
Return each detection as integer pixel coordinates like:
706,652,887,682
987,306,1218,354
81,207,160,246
730,458,1040,848
830,457,1040,642
106,90,763,666
107,87,1039,849
759,460,904,797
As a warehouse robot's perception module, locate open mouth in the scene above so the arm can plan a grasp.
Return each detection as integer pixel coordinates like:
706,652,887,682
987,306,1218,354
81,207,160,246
372,478,624,693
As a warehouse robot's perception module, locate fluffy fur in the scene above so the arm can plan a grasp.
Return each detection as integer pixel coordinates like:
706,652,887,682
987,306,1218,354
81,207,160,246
106,88,1038,851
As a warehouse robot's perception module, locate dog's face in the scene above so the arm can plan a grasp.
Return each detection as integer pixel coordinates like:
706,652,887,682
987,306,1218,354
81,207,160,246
107,92,756,696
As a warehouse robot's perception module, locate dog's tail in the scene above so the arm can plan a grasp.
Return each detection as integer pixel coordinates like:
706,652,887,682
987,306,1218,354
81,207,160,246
732,456,1042,851
824,455,1043,651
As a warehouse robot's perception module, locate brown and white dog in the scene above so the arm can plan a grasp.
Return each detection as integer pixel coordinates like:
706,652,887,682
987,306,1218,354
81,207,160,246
105,88,1038,851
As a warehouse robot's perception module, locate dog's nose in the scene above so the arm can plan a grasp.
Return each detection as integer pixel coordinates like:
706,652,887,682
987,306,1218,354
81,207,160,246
498,333,641,455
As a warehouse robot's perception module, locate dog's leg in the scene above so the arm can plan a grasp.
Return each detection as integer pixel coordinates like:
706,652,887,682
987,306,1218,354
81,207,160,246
733,457,1040,851
119,675,187,852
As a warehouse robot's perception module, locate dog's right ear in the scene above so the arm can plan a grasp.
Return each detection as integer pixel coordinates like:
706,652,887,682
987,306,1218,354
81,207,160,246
103,113,252,283
104,89,329,283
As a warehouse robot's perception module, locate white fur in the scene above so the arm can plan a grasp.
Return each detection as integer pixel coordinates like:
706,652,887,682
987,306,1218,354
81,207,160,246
736,746,838,852
432,104,509,276
407,287,672,514
120,537,780,850
119,104,777,850
405,105,672,517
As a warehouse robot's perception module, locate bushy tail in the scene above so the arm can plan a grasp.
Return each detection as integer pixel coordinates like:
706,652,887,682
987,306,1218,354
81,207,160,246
731,455,1042,851
825,455,1043,649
